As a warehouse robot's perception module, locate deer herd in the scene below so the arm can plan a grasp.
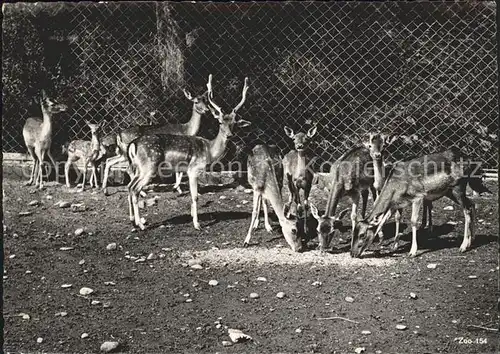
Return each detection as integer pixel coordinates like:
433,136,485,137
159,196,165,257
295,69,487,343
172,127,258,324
22,77,490,259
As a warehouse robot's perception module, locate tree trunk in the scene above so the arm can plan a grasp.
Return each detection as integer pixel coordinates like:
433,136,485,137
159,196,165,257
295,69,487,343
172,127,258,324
156,3,184,95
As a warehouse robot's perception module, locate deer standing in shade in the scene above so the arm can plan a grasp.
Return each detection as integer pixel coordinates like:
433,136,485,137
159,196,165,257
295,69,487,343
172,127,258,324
23,90,68,189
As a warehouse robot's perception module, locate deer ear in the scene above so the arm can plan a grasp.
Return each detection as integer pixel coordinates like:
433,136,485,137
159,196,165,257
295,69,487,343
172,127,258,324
208,106,219,119
307,125,317,138
284,126,294,138
310,203,320,220
236,119,251,128
337,208,350,220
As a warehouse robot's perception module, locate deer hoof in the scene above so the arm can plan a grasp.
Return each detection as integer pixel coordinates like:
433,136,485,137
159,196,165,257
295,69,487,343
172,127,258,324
265,225,273,233
25,180,33,186
243,242,249,248
408,249,418,257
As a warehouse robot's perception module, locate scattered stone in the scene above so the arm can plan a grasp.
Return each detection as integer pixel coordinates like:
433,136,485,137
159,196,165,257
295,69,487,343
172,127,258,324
426,263,437,269
71,203,86,212
354,347,365,354
25,270,32,274
190,264,203,270
396,324,407,330
345,296,354,303
468,275,478,279
46,195,53,200
55,311,68,317
443,205,454,211
19,312,30,320
61,284,73,288
146,198,157,207
19,211,34,216
58,201,71,208
28,200,40,206
135,258,146,263
79,287,94,296
222,340,233,347
249,292,259,299
447,221,458,225
209,280,219,286
103,302,111,308
241,200,249,205
243,188,253,194
147,253,155,260
295,328,302,333
106,243,117,251
104,281,116,286
9,254,15,259
37,337,43,344
219,195,227,200
79,259,85,265
162,247,172,252
228,328,252,343
100,341,119,352
276,292,286,299
81,333,89,339
361,330,371,335
410,292,417,299
186,298,193,303
74,228,85,236
60,247,74,251
256,277,267,282
188,259,202,266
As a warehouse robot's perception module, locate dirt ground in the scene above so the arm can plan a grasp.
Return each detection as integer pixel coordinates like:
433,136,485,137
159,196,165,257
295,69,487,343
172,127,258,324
3,166,499,354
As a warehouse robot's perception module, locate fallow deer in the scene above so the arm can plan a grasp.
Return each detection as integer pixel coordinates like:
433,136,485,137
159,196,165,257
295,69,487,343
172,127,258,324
64,120,104,191
101,85,210,195
350,147,490,258
22,90,68,189
126,74,250,230
243,144,302,252
283,125,317,235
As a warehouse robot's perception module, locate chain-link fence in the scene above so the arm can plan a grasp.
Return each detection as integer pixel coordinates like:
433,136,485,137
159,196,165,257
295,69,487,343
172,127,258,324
2,2,498,171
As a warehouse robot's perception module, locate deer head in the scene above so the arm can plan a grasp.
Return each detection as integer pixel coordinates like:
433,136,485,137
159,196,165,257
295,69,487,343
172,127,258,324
182,86,210,115
85,120,101,134
310,203,349,251
284,126,317,152
40,90,68,114
206,74,251,137
350,211,391,258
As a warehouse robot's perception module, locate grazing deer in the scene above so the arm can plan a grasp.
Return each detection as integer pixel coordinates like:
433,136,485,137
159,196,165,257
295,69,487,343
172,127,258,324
309,133,391,251
251,145,283,233
283,125,317,235
244,144,302,251
22,90,68,189
126,74,250,230
64,120,104,191
350,147,490,258
101,86,210,195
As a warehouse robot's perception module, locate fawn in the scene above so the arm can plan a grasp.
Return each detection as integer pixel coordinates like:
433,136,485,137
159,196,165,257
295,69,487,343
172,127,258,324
64,120,104,191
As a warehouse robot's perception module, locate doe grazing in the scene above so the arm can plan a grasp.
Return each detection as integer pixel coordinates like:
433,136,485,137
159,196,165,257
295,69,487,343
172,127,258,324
126,74,251,230
244,145,302,252
64,120,104,191
283,125,317,235
101,84,210,195
310,133,390,251
350,147,490,258
23,90,68,189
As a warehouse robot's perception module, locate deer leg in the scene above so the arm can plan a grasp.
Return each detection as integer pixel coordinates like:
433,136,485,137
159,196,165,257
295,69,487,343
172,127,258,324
393,209,402,250
454,190,475,253
79,160,89,192
174,172,183,194
409,198,423,257
370,185,378,201
92,163,99,188
35,147,46,189
188,169,200,230
65,157,73,188
252,197,263,230
263,199,273,233
361,189,369,219
25,146,37,185
47,150,57,179
349,192,360,231
102,154,127,193
244,192,261,246
285,174,295,218
426,201,433,233
303,181,312,236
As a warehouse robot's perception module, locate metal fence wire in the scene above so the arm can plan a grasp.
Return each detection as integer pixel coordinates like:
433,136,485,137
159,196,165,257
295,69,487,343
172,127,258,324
2,2,498,171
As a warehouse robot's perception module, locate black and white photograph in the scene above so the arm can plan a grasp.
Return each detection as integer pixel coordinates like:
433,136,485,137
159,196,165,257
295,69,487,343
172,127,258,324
2,1,498,353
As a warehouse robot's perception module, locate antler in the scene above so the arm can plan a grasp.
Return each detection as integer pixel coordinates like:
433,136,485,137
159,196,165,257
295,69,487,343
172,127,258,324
232,77,249,114
206,74,223,116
